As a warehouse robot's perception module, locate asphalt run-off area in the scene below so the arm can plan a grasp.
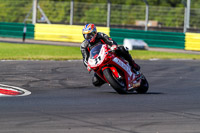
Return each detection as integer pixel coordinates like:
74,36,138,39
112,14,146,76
0,60,200,133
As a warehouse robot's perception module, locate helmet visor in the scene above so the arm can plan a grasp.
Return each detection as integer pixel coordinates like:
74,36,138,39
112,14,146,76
83,32,96,40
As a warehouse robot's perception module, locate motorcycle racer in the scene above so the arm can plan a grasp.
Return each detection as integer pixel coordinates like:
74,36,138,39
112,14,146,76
80,23,140,86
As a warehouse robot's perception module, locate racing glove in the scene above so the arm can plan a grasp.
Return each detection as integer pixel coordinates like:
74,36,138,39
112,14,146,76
110,45,118,51
87,66,92,72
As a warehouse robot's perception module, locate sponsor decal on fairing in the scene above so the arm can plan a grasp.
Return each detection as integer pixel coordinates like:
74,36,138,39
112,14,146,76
112,57,133,76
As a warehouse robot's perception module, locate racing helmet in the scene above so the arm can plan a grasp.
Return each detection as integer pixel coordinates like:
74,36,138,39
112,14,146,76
82,24,97,43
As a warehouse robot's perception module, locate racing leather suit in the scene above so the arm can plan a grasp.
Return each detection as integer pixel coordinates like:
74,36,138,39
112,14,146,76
80,32,140,86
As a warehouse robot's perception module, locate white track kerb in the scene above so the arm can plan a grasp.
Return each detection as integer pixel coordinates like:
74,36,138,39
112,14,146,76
0,84,31,97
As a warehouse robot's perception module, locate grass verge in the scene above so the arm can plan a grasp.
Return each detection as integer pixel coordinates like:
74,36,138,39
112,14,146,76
129,50,200,60
0,42,81,60
0,42,199,60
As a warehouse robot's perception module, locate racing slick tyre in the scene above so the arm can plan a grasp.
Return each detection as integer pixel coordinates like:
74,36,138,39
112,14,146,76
135,76,149,94
103,68,126,94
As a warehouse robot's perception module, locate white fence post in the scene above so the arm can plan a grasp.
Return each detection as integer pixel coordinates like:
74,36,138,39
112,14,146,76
143,0,149,31
70,0,74,25
32,0,37,24
183,0,191,33
107,0,111,27
186,0,191,29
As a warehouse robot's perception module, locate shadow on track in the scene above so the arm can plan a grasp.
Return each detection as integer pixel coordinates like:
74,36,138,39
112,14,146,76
104,91,164,95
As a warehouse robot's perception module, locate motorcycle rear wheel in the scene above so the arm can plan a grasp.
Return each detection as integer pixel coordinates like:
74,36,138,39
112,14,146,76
103,68,126,94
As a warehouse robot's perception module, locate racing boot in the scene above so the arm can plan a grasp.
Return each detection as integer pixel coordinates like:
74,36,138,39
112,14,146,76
116,46,140,73
129,61,142,81
129,60,140,73
130,60,143,81
132,60,140,71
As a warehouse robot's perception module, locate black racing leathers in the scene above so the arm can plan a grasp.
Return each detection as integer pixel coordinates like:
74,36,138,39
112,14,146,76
80,32,117,67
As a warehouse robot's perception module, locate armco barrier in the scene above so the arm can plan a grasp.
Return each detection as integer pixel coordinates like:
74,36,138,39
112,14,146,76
3,22,200,52
0,22,34,39
185,33,200,51
110,28,185,49
35,24,110,43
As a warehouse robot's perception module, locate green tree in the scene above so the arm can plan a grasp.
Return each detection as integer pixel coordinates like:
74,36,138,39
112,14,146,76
0,0,32,22
38,0,70,24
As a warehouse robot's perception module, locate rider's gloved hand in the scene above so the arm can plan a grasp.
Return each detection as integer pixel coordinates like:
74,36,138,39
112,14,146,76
87,66,92,72
110,45,118,51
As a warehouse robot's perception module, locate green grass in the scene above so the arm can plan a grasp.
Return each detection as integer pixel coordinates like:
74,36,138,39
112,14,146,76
0,42,200,60
0,42,82,60
129,50,200,60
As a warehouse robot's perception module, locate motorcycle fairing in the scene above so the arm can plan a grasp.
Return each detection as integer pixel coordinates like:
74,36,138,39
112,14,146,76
111,57,135,90
88,44,141,91
88,44,108,68
112,57,133,77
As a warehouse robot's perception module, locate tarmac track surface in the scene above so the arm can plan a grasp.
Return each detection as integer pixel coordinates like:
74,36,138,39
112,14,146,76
0,60,200,133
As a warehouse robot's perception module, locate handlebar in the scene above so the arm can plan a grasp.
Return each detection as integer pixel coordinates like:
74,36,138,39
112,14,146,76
108,47,119,53
108,50,113,53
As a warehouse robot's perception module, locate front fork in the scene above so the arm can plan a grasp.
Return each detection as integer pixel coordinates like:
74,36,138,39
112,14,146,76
101,66,121,81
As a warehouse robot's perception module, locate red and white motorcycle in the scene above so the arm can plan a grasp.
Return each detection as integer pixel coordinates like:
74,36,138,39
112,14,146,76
87,44,149,94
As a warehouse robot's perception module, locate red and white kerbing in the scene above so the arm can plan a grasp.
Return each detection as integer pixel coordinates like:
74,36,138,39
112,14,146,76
0,84,31,97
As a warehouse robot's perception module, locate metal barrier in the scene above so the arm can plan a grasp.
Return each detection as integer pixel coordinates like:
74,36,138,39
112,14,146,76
34,23,109,43
1,22,200,51
185,33,200,51
0,22,34,39
110,28,185,49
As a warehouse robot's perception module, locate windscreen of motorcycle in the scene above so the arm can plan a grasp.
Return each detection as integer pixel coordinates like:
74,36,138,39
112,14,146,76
89,44,103,59
88,44,107,67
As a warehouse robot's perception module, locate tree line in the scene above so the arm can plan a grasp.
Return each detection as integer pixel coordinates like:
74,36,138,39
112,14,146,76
0,0,200,29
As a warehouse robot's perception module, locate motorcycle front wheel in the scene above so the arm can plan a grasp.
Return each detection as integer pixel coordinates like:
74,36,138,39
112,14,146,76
103,68,126,94
135,75,149,94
